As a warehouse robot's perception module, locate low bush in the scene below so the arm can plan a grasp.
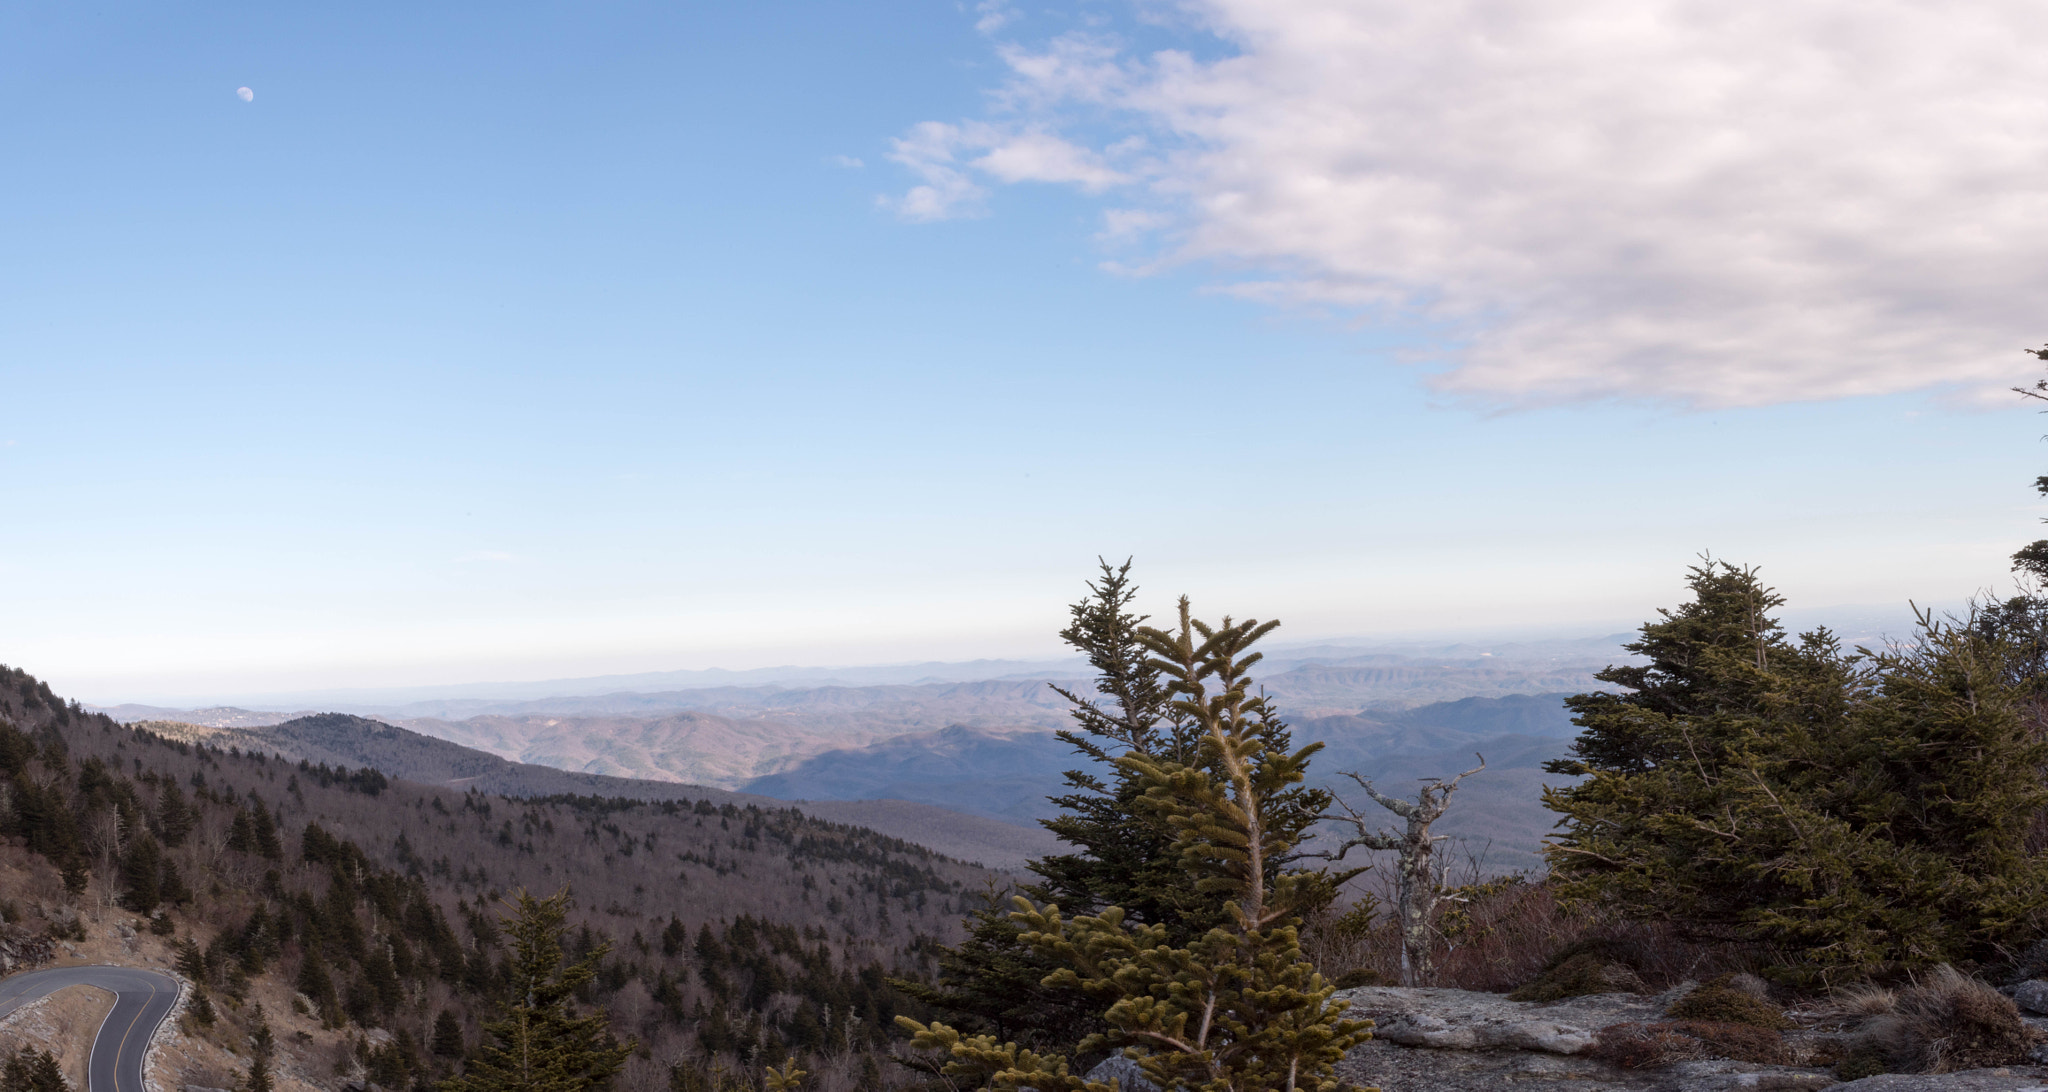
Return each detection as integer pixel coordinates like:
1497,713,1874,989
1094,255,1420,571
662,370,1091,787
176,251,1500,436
1666,975,1790,1029
1590,1020,1789,1069
1332,968,1387,989
1509,950,1643,1002
1836,1044,1889,1081
1856,965,2042,1074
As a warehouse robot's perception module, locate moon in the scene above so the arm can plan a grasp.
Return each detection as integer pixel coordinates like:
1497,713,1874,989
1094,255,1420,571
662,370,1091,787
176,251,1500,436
236,87,254,102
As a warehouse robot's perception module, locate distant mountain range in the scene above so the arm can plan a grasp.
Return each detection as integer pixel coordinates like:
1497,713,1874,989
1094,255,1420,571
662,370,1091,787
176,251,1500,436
743,693,1584,874
94,642,1630,878
131,713,1062,872
131,690,1586,876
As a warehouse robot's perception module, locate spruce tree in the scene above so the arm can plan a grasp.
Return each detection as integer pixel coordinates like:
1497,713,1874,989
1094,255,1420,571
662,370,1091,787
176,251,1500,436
121,833,162,913
890,884,1097,1052
1029,560,1209,938
433,1010,466,1059
1544,560,2048,981
439,888,634,1092
155,781,194,847
901,599,1367,1092
2,1048,68,1092
244,1006,275,1092
900,562,1200,1049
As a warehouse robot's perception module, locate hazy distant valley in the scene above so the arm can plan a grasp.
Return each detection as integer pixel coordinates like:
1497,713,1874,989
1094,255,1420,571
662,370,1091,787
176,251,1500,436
94,638,1628,874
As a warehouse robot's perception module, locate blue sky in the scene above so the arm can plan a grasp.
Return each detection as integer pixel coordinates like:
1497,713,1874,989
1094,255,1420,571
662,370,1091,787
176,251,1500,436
6,0,2047,702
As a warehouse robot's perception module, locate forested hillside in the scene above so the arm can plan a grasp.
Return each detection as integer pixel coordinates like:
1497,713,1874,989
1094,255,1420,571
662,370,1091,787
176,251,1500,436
0,665,994,1092
125,713,1059,872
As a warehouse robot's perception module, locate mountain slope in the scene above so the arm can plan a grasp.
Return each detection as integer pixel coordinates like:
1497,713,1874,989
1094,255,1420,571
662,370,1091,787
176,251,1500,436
0,663,991,1092
743,694,1582,873
138,713,1061,872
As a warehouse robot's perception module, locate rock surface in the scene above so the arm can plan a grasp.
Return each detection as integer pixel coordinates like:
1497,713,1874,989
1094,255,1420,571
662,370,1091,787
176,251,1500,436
1082,988,2048,1092
1336,985,1673,1054
1329,985,1839,1092
1830,1070,2048,1091
2014,980,2048,1017
0,924,55,974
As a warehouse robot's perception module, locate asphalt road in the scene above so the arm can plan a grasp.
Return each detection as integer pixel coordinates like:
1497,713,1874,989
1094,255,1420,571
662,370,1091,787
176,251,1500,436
0,965,181,1092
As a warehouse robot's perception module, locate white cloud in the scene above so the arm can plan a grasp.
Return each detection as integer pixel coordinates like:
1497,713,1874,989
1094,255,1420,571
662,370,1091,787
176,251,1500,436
973,131,1128,189
973,0,1017,35
883,122,988,221
894,0,2048,406
829,154,865,169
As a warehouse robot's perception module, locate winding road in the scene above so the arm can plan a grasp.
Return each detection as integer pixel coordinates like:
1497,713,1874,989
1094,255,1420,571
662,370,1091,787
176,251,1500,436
0,965,181,1092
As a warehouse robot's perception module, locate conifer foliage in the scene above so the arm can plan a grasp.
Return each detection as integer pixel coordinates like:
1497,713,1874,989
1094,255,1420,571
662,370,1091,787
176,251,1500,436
0,1048,68,1092
442,888,635,1092
900,593,1367,1092
1544,559,2048,981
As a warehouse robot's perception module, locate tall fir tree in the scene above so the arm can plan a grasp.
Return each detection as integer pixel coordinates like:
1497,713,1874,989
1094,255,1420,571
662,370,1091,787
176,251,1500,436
901,598,1366,1092
440,888,634,1092
1029,560,1224,940
1544,559,2048,981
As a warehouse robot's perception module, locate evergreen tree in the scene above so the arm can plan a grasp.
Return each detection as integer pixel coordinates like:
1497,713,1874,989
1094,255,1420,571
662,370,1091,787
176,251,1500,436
900,599,1367,1092
439,888,634,1092
121,833,163,913
890,883,1097,1052
244,1050,273,1092
155,781,195,847
298,951,342,1027
1028,561,1208,938
433,1010,466,1059
188,988,218,1028
248,796,283,860
1545,560,2048,981
2,1048,67,1092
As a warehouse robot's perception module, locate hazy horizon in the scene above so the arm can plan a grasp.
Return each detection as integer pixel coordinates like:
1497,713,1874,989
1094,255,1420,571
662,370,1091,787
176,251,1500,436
56,596,1950,708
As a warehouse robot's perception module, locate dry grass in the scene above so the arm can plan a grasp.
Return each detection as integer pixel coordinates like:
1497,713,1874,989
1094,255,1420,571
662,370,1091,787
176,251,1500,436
1589,1020,1790,1069
1307,875,1753,995
1836,965,2042,1075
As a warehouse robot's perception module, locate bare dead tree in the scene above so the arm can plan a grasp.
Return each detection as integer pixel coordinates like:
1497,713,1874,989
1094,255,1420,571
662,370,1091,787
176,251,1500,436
1324,755,1486,987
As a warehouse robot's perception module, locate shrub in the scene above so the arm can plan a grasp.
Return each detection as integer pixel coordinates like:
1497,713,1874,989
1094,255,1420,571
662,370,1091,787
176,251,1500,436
1332,969,1387,989
1837,1044,1889,1081
1590,1021,1789,1069
1666,975,1790,1029
1859,965,2042,1074
1507,939,1645,1002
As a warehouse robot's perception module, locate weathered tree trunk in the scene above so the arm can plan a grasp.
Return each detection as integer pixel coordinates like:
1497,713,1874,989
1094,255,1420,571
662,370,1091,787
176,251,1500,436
1327,756,1485,987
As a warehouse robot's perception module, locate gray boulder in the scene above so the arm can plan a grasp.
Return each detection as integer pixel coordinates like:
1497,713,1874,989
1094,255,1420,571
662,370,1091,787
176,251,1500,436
1337,985,1670,1055
2014,980,2048,1017
1082,1055,1159,1092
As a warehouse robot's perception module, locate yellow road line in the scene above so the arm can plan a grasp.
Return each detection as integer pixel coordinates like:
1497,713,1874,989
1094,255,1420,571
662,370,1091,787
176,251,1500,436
105,978,155,1092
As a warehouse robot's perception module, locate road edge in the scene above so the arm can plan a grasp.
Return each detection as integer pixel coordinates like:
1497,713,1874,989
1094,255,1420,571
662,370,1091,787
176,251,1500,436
141,975,187,1092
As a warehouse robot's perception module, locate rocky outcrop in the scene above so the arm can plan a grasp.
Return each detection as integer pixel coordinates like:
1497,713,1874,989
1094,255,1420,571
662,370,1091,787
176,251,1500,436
1081,986,2048,1092
1340,985,1673,1054
0,924,55,974
1330,985,1841,1092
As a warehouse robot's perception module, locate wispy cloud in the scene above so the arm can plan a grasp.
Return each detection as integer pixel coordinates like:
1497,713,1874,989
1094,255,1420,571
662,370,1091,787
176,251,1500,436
829,154,865,169
885,119,1132,220
891,0,2048,407
972,0,1017,35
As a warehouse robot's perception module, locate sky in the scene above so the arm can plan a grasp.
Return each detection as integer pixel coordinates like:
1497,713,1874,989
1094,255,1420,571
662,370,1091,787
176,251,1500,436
7,0,2048,704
